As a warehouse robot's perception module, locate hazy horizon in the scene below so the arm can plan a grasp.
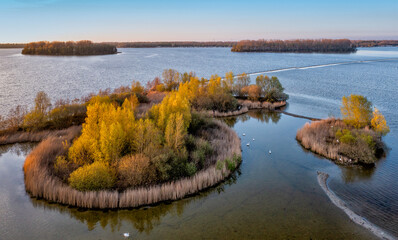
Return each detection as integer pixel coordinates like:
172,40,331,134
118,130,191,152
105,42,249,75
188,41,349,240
1,0,397,43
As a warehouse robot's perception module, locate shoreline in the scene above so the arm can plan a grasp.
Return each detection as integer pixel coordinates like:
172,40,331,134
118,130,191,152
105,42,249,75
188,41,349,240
23,120,242,209
317,172,396,240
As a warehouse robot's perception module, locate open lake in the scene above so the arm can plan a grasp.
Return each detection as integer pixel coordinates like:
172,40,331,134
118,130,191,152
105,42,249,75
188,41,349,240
0,47,397,239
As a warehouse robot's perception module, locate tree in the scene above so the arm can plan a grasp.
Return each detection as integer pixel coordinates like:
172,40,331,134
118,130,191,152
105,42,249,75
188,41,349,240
165,113,187,151
132,119,162,158
23,91,52,131
180,71,196,83
223,71,234,93
235,73,250,97
242,85,261,101
162,69,180,91
131,80,145,94
341,94,373,128
371,108,390,136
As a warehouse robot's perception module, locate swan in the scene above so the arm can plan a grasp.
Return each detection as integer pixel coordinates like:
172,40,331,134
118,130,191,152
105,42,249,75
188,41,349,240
269,150,271,154
123,233,130,238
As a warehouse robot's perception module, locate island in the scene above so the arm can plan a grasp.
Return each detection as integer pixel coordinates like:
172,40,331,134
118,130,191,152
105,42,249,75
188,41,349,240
21,40,117,56
296,94,389,165
0,69,288,209
231,39,357,53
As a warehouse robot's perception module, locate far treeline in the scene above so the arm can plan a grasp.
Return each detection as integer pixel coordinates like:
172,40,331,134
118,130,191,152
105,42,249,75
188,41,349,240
110,41,235,48
353,40,398,47
0,43,25,48
21,41,117,56
231,39,357,53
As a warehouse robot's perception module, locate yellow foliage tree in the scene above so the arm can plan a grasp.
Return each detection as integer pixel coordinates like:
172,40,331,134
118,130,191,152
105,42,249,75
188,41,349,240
341,94,372,128
165,113,187,151
371,108,390,136
132,119,162,158
68,98,135,166
151,91,191,132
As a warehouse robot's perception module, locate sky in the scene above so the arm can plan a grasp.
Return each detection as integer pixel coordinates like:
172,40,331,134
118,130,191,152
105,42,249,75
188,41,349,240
1,0,397,43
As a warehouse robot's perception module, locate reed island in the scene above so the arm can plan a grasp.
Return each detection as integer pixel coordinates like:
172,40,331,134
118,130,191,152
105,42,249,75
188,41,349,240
297,94,390,165
0,69,288,209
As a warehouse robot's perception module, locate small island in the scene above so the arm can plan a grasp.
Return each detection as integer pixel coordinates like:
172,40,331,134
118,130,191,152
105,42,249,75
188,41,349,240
21,40,117,56
231,39,357,53
297,94,389,165
0,69,288,209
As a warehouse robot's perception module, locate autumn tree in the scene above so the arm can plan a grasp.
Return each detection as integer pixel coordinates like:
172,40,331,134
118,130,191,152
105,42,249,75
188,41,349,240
23,91,52,131
180,71,196,83
131,80,145,94
235,73,250,97
242,85,261,101
371,108,390,136
165,113,187,152
341,94,373,128
223,71,234,93
162,69,180,91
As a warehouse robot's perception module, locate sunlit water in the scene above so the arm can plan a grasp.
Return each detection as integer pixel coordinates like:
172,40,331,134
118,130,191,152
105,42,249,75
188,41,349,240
0,47,397,239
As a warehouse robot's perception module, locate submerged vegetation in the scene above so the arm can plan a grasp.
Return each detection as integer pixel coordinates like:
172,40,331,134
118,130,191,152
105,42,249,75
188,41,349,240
231,39,356,53
297,94,389,165
21,40,117,56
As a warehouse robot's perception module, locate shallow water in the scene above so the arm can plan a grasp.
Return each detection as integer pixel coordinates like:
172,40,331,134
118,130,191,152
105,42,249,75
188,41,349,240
0,47,397,239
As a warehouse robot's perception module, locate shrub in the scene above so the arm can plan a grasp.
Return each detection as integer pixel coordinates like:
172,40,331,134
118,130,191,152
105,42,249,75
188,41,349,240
54,155,76,182
225,158,235,171
69,161,116,191
185,162,197,176
117,154,156,188
336,129,356,144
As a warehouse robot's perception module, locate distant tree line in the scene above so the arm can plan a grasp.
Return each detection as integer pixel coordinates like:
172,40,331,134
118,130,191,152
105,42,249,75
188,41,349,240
21,41,117,56
353,40,398,47
0,43,25,48
110,41,235,48
231,39,357,53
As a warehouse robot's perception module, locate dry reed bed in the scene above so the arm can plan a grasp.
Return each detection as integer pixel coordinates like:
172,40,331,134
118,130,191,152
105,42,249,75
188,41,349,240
296,118,354,165
204,100,286,118
0,127,81,146
24,120,241,209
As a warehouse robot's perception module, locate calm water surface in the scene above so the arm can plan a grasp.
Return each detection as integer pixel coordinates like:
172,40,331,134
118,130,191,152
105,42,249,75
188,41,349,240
0,47,397,239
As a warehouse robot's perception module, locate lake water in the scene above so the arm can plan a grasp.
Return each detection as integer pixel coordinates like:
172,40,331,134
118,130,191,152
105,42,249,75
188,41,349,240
0,47,397,239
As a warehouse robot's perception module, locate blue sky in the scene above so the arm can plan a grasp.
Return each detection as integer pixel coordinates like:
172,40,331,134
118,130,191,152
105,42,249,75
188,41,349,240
1,0,397,42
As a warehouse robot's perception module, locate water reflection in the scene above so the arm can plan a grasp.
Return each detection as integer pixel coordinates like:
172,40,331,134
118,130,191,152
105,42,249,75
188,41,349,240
28,169,241,234
0,143,36,158
338,165,376,183
221,109,282,127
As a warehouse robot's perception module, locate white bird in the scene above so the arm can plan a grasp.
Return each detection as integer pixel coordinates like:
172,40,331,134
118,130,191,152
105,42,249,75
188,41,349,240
246,143,250,146
123,233,130,238
252,138,255,141
243,133,246,136
269,150,271,154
